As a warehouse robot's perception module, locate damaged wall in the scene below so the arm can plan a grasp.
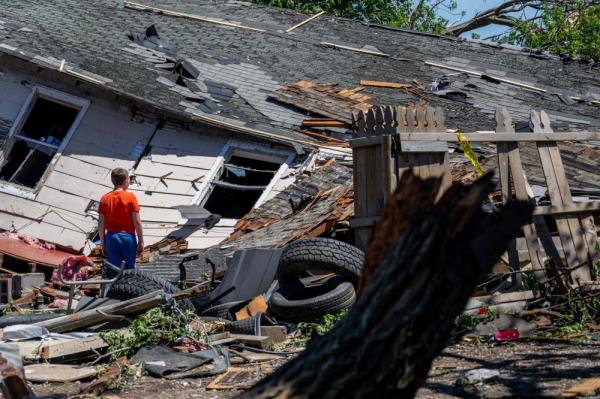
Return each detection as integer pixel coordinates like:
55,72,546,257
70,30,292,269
0,65,299,253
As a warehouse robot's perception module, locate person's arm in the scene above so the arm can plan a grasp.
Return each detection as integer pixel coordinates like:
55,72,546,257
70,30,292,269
132,212,144,254
98,214,106,255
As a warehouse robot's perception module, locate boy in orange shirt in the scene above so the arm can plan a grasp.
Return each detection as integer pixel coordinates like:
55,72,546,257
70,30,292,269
98,168,144,273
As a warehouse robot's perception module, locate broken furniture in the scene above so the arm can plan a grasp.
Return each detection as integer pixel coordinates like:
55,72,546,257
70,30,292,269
57,258,126,313
350,104,600,288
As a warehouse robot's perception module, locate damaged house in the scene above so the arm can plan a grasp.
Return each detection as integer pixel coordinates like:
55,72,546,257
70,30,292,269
0,0,599,268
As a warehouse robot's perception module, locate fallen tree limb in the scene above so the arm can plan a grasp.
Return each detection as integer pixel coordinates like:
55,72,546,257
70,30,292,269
33,284,206,333
241,171,532,398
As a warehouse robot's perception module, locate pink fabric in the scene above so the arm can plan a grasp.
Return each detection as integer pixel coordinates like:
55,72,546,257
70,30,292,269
48,299,68,308
0,232,56,250
52,256,93,288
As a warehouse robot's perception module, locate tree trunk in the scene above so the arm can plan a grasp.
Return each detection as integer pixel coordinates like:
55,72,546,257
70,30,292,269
241,172,532,399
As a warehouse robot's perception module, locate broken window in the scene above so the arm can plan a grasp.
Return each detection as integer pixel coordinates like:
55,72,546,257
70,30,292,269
203,154,282,219
0,89,87,190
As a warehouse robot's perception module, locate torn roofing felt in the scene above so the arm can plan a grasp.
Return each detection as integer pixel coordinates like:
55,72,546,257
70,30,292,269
137,161,353,282
2,0,600,136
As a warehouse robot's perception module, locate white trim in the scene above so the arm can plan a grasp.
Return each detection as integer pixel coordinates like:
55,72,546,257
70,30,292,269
0,85,90,198
179,139,295,226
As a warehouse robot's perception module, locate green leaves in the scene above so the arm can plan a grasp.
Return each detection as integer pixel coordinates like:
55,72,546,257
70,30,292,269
250,0,456,32
506,1,600,61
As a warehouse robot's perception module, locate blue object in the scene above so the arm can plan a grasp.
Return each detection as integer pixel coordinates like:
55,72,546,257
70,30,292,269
105,232,137,270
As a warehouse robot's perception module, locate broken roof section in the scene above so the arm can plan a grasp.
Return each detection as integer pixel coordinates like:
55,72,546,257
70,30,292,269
138,161,353,282
1,0,600,141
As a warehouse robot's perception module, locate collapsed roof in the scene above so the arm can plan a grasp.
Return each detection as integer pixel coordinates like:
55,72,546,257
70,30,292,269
138,161,353,281
1,0,599,140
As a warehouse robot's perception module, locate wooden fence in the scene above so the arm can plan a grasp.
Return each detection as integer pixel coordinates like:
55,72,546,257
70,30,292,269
350,105,600,286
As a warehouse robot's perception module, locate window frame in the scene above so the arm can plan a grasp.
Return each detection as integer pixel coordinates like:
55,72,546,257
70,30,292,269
0,86,90,199
185,139,295,226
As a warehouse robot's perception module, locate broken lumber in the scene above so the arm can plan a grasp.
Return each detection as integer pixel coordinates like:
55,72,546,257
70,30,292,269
241,171,532,398
34,284,206,333
77,357,127,397
230,334,273,350
285,11,325,33
359,80,412,89
301,119,347,128
0,353,31,399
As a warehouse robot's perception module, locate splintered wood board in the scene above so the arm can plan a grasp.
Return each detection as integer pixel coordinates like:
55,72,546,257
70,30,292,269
207,367,255,390
25,364,97,382
562,377,600,397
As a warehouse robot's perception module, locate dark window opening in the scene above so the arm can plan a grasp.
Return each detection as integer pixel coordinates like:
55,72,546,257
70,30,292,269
203,155,281,219
0,97,79,188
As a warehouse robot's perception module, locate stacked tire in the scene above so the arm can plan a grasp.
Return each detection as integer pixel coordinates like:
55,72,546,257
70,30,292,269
269,238,363,322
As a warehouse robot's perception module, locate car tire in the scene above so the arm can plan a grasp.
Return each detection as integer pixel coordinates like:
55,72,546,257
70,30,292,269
105,269,195,312
269,278,356,322
277,238,364,286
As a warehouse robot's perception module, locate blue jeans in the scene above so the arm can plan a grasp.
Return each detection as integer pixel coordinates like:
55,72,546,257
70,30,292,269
105,232,137,275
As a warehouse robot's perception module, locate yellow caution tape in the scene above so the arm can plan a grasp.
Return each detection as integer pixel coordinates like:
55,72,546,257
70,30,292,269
457,131,493,201
456,131,484,177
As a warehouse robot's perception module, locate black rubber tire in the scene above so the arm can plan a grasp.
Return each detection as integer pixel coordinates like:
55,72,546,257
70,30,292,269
106,269,194,312
277,238,364,285
269,280,356,322
0,313,62,328
200,301,245,320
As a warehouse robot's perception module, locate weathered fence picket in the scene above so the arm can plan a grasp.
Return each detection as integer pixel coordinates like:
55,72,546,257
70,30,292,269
350,104,600,286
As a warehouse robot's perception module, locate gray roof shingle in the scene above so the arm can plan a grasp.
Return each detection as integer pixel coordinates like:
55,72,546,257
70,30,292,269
1,0,599,135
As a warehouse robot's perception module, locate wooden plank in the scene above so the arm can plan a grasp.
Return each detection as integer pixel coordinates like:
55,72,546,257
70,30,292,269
424,61,547,93
532,111,580,277
285,11,325,32
359,80,412,89
352,132,600,147
40,335,108,361
497,139,522,287
302,119,347,128
124,1,266,33
25,364,97,383
534,111,591,282
230,334,272,350
495,107,546,281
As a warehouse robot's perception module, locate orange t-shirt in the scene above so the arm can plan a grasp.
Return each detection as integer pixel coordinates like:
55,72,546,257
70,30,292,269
98,190,140,234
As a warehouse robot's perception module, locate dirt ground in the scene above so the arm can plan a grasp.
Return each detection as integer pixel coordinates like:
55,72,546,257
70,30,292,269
30,340,600,398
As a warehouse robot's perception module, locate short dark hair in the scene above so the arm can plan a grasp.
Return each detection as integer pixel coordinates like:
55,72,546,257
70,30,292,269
111,168,129,187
